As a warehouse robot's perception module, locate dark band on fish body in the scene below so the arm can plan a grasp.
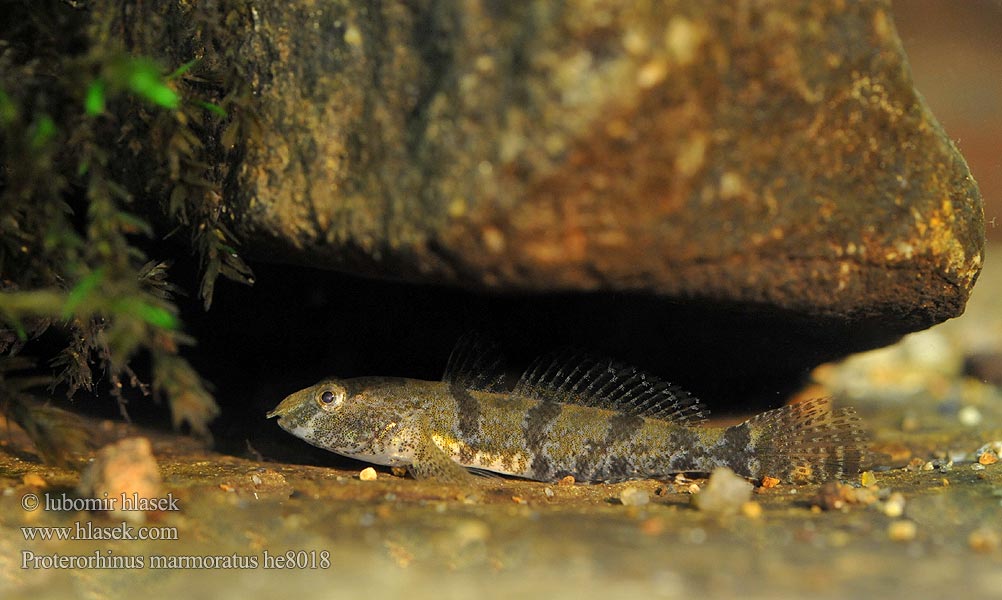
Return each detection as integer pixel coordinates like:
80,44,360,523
523,400,564,479
662,427,705,474
715,422,757,477
576,412,645,481
449,381,482,461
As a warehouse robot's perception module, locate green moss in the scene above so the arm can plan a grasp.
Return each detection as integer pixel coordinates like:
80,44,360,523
0,0,255,463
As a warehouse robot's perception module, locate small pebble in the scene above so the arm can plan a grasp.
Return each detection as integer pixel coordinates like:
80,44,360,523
558,475,575,486
860,470,877,487
882,492,906,518
760,476,780,489
948,450,968,463
958,406,983,426
975,441,1002,457
543,487,555,498
922,458,953,472
811,481,856,511
887,520,917,542
358,467,378,481
343,24,362,47
968,527,1001,553
978,450,999,466
740,501,763,519
639,517,665,536
77,437,162,525
687,483,701,494
973,463,987,471
691,467,752,515
22,473,47,488
620,486,650,507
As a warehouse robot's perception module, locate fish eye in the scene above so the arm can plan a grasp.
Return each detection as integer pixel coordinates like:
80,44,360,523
316,386,345,410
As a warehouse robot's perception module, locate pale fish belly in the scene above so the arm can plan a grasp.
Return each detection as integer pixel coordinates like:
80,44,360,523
431,434,532,477
290,413,415,467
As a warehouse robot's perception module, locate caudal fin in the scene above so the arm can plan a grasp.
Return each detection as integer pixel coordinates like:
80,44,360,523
747,397,867,483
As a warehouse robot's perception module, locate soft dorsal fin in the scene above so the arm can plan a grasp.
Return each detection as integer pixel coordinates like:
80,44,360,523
512,350,708,425
442,332,508,393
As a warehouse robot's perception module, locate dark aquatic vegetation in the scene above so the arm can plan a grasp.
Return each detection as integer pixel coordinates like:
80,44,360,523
268,337,867,483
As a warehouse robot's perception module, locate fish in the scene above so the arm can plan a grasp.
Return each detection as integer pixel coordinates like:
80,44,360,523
267,336,867,484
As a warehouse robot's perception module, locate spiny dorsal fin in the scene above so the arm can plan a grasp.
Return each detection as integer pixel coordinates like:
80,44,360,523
442,332,507,393
512,350,708,425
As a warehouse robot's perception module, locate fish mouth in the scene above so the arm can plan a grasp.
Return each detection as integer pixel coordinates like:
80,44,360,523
266,393,303,419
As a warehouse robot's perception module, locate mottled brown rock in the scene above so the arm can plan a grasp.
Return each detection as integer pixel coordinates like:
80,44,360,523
104,1,984,388
210,0,983,326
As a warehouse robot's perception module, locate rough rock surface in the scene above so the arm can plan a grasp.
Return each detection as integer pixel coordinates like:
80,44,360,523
221,0,982,323
104,1,983,387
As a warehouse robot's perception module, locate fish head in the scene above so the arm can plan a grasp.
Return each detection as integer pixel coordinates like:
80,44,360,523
267,377,409,461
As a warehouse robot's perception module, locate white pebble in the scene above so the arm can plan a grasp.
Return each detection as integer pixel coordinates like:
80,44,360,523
692,467,753,515
959,406,983,427
888,520,917,541
882,492,906,518
620,486,650,507
359,467,378,481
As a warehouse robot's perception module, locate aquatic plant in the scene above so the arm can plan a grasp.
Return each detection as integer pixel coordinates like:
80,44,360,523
0,0,255,460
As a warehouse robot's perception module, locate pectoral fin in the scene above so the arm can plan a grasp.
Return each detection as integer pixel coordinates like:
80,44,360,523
408,437,475,484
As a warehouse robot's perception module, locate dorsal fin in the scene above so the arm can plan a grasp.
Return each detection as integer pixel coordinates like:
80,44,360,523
442,332,508,393
512,350,708,425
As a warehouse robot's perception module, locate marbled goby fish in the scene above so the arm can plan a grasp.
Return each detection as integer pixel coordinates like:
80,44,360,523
268,337,867,483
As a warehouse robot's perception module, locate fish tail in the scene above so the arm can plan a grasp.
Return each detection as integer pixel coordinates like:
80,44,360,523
745,397,868,483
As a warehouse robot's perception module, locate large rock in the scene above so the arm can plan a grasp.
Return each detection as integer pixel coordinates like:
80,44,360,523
103,0,984,399
227,0,981,323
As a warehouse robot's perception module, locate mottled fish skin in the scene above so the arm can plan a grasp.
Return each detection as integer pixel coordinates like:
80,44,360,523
268,374,866,483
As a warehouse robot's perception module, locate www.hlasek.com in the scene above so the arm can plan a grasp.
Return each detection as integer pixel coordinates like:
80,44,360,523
22,521,179,541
